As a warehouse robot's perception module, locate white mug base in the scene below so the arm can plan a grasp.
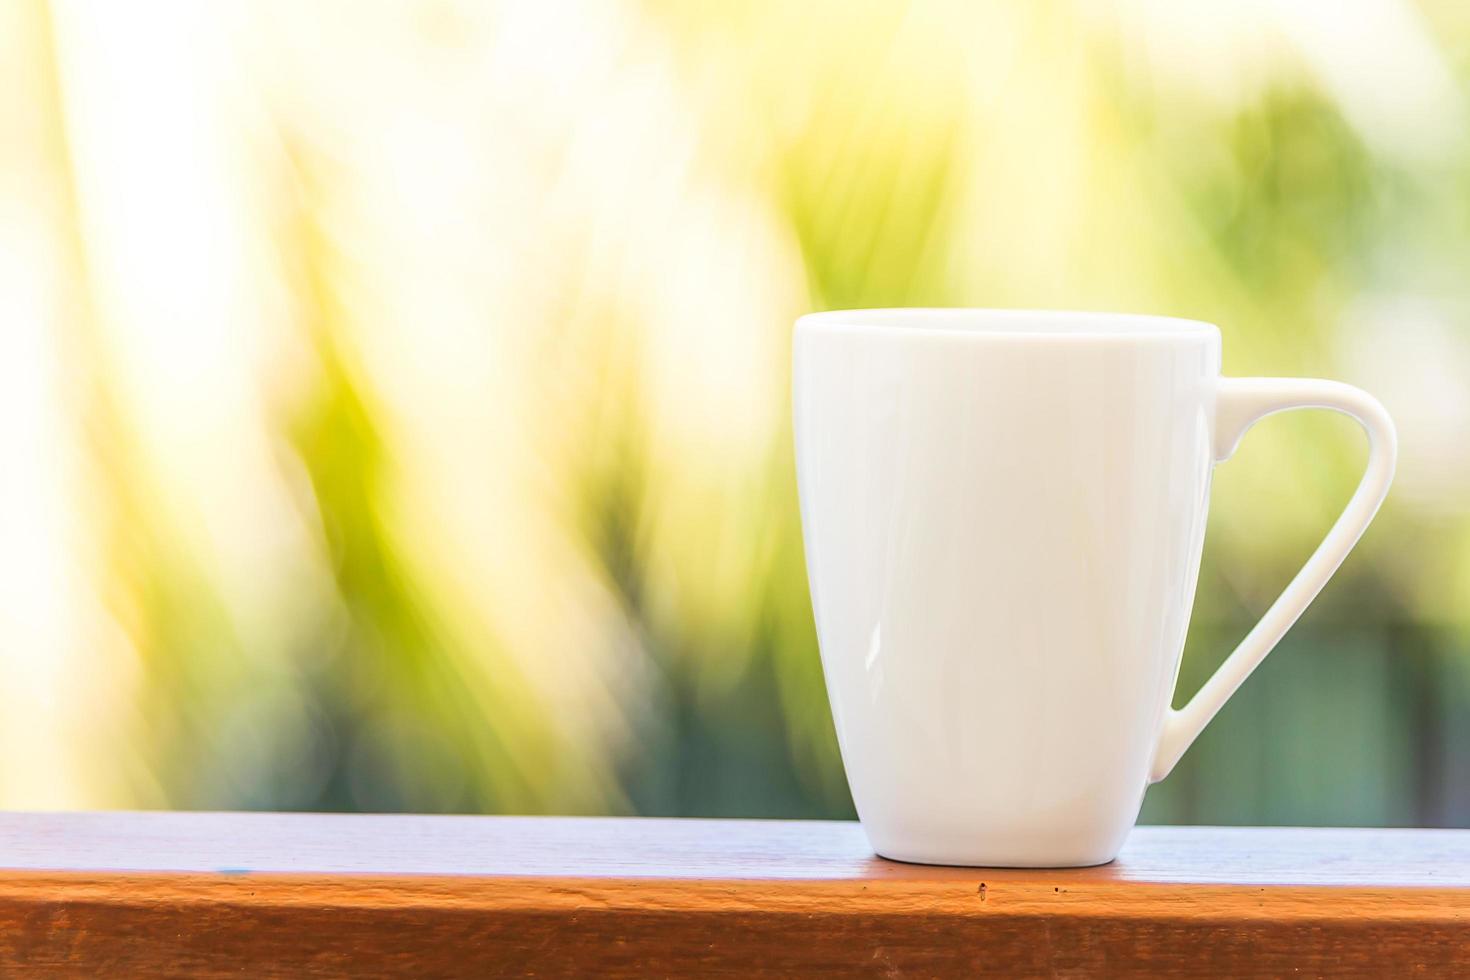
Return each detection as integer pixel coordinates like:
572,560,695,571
873,847,1120,869
868,828,1126,869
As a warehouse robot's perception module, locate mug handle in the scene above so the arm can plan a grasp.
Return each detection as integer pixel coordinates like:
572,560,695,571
1149,377,1397,783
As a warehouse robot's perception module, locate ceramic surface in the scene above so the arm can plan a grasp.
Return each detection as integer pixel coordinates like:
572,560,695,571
793,309,1396,867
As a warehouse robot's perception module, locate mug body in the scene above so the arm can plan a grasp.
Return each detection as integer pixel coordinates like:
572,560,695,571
794,309,1221,867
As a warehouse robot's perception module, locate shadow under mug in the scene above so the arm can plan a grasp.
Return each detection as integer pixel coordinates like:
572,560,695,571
793,309,1396,867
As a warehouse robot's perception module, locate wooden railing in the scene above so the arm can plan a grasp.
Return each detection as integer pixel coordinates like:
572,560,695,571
0,812,1466,976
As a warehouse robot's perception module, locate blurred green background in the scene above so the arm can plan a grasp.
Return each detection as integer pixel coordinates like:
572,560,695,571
2,0,1468,826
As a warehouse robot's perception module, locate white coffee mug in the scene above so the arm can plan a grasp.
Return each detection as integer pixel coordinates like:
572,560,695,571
793,309,1395,867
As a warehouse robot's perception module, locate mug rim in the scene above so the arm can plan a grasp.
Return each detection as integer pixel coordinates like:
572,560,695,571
796,307,1219,338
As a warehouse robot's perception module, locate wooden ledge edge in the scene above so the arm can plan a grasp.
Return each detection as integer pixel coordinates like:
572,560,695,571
0,872,1465,923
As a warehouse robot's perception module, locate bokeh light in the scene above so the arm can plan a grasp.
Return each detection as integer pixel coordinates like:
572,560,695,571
3,0,1469,825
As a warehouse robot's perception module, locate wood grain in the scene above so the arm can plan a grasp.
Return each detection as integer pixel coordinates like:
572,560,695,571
0,813,1465,977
